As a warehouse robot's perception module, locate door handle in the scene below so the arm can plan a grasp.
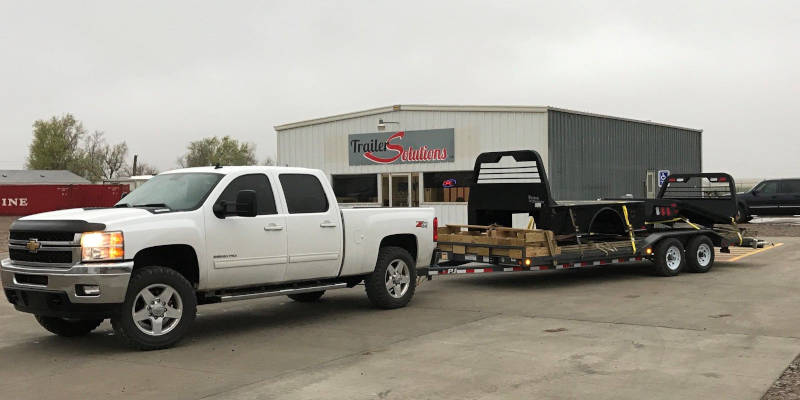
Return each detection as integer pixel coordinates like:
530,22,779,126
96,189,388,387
264,224,284,231
320,221,337,228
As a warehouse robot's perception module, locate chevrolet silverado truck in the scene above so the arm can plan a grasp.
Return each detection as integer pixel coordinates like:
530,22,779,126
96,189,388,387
1,166,436,350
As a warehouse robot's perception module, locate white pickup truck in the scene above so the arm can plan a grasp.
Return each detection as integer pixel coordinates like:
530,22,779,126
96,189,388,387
1,166,437,349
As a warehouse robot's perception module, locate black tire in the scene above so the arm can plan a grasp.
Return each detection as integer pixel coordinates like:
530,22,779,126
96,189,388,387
737,204,752,223
35,315,103,337
110,266,197,351
288,291,325,302
365,246,416,309
686,235,715,273
652,238,686,276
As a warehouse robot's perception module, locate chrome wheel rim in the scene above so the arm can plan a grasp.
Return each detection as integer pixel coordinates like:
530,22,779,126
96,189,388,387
666,246,682,271
385,259,410,298
132,284,183,336
696,243,712,267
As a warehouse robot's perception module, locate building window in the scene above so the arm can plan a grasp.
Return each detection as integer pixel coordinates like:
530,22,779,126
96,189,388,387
423,171,473,203
332,174,378,203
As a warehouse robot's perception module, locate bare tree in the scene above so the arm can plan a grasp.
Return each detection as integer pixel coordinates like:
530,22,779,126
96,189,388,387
102,142,128,180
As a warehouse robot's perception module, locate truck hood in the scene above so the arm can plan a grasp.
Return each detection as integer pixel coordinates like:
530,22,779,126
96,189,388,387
17,207,164,228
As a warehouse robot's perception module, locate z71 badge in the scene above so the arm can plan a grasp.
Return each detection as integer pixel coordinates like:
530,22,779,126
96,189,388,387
415,221,428,228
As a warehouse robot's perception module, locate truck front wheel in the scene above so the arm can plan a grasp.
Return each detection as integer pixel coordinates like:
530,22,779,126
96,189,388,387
365,246,416,309
35,315,103,337
111,266,197,350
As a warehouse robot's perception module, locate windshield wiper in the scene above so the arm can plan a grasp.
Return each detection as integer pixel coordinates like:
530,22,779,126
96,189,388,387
114,203,130,208
132,203,172,210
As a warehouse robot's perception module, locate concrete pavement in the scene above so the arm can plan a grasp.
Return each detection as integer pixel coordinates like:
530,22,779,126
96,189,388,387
0,238,798,399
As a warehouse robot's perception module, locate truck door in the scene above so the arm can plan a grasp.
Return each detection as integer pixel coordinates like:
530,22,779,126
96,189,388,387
205,173,288,288
278,173,343,281
779,180,800,215
749,180,780,215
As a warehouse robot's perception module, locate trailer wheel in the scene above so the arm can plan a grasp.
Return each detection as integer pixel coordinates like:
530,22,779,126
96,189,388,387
365,246,416,309
686,235,714,273
653,238,685,276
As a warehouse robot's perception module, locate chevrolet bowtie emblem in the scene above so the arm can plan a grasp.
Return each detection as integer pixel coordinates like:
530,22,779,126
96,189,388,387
26,239,41,253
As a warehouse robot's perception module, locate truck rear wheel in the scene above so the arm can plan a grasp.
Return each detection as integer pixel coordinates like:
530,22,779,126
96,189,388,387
653,238,685,276
35,315,103,337
288,291,325,302
365,246,416,309
686,235,715,273
111,266,197,350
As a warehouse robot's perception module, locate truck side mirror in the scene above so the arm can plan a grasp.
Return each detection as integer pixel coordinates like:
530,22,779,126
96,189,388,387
235,190,258,217
751,189,759,196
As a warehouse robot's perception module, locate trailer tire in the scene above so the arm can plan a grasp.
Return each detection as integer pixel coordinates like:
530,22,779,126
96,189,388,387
686,235,714,273
365,246,416,309
35,315,104,337
653,238,685,276
288,291,325,302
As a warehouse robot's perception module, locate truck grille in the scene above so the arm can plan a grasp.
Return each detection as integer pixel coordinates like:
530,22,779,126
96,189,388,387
7,232,80,267
9,248,75,264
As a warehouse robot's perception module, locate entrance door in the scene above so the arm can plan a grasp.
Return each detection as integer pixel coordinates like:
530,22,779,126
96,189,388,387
380,173,414,207
646,170,656,198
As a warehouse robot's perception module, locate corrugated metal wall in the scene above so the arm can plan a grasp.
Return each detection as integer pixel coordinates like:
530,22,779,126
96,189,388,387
277,110,549,179
547,110,702,200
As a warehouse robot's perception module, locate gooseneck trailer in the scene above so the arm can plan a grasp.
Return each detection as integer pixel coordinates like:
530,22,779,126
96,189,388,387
422,150,761,279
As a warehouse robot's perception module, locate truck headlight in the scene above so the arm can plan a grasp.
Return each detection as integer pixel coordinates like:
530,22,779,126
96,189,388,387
81,231,124,262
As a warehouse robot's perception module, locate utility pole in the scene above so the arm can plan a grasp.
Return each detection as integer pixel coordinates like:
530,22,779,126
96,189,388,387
132,154,138,176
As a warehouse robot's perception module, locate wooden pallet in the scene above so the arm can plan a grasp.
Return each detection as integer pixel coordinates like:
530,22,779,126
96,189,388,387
437,224,561,259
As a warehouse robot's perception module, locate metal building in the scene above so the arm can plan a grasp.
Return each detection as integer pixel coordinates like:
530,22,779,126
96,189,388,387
275,105,701,225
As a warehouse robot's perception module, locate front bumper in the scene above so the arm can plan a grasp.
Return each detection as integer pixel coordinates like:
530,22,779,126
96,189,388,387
1,258,133,309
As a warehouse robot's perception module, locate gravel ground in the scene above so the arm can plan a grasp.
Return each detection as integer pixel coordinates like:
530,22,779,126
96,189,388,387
765,356,800,400
0,216,17,252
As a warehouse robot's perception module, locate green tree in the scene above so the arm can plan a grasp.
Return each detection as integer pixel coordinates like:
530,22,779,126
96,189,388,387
179,136,257,167
25,114,130,182
26,114,86,171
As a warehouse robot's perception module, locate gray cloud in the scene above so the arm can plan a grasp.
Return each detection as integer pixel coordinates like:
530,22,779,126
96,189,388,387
0,0,797,179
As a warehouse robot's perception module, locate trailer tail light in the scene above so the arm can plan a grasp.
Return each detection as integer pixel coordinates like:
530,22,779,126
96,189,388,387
645,247,653,256
433,217,438,242
665,207,671,216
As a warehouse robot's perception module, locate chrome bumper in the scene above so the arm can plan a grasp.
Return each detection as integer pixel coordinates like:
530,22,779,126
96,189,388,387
1,258,132,304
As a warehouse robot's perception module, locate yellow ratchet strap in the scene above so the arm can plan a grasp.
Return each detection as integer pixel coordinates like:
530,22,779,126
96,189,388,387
621,205,636,253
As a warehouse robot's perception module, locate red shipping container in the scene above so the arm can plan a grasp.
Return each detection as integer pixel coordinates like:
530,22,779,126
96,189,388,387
0,184,130,216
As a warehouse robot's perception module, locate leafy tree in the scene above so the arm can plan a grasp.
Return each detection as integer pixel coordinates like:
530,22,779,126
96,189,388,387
263,156,275,166
26,114,86,171
25,114,130,182
179,136,257,167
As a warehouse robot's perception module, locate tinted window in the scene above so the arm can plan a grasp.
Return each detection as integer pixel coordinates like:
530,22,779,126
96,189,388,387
217,174,277,215
332,174,378,203
757,181,779,194
279,174,329,213
782,180,800,194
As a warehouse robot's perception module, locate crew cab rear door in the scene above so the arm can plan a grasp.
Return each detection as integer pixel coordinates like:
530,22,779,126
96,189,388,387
779,180,800,215
277,172,343,281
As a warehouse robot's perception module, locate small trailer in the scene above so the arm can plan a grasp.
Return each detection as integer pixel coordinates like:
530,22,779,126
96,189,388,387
422,150,761,278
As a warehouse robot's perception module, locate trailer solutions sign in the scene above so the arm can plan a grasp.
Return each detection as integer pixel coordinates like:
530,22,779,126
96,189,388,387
348,128,455,165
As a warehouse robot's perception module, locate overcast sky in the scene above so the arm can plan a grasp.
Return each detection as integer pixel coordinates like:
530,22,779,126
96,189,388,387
0,1,797,179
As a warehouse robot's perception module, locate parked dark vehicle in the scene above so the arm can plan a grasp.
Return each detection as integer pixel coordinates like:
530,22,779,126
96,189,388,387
737,179,800,221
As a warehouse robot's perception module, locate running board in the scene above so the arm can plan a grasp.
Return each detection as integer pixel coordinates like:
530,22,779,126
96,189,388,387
218,282,348,302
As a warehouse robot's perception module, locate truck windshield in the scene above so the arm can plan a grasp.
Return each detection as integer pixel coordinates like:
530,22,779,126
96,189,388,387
115,173,223,211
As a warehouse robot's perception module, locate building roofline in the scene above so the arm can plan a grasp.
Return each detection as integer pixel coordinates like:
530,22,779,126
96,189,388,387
547,107,702,133
274,104,701,133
